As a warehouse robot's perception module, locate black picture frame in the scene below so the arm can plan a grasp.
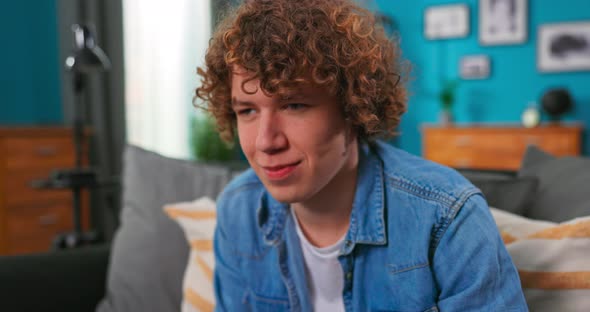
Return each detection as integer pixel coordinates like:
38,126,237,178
537,21,590,73
479,0,528,45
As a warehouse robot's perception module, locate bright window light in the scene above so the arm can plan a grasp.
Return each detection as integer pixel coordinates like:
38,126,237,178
123,0,211,159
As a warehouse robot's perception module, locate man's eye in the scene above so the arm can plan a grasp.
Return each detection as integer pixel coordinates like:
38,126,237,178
237,108,256,116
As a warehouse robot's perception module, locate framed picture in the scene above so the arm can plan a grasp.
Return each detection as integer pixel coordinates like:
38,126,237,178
479,0,527,45
424,4,469,40
460,55,491,79
538,21,590,72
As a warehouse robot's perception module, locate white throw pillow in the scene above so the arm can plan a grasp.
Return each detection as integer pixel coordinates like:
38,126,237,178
490,207,590,312
164,197,217,312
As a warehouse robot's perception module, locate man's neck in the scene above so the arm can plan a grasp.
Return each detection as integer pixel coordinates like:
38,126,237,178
291,140,359,248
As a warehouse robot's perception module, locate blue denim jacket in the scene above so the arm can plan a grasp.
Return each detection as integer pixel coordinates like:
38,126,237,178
213,140,528,311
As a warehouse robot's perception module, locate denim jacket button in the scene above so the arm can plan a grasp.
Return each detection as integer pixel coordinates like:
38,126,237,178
346,272,353,280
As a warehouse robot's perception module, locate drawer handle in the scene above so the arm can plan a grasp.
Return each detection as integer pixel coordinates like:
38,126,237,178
455,136,472,147
38,214,58,226
525,137,541,146
36,146,58,156
454,159,472,168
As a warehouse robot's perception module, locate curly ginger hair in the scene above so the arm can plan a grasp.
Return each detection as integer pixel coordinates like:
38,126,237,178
195,0,408,142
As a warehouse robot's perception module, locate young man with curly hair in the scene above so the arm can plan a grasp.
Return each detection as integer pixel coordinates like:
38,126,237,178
196,0,527,311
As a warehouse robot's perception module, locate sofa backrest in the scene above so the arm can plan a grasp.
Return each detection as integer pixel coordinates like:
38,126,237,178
96,145,245,312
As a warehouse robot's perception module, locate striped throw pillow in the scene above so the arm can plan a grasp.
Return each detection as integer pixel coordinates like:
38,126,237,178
490,207,590,312
164,197,217,312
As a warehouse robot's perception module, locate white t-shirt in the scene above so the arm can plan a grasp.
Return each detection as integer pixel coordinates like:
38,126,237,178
291,208,346,312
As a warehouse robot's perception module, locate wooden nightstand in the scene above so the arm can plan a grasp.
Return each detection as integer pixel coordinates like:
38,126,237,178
0,127,90,255
421,123,583,170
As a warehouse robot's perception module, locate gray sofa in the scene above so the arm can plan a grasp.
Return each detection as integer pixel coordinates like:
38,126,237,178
459,145,590,222
0,144,588,312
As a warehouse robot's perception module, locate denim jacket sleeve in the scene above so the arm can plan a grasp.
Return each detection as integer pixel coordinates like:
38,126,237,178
432,194,528,311
213,192,247,312
213,219,245,311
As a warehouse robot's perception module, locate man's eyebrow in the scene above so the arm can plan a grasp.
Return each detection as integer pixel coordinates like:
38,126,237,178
281,95,305,101
231,98,255,106
280,93,317,101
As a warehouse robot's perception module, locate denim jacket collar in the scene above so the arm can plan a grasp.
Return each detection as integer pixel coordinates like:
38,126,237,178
342,141,386,254
256,141,386,250
257,190,289,246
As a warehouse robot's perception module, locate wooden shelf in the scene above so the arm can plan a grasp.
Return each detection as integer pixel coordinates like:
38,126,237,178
421,123,583,170
0,126,90,255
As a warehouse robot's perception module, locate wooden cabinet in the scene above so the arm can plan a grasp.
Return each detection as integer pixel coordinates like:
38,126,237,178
0,127,90,255
422,123,583,170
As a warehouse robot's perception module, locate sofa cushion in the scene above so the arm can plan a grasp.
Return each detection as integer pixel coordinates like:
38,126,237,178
459,170,538,215
164,197,217,312
490,207,590,311
96,145,235,312
518,146,590,222
0,244,110,312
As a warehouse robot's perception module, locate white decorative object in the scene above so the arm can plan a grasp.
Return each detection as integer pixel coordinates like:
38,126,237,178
424,4,470,40
460,55,491,79
521,102,540,128
538,21,590,73
479,0,528,45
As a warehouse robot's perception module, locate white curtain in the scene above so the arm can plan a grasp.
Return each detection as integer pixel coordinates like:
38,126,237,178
123,0,211,159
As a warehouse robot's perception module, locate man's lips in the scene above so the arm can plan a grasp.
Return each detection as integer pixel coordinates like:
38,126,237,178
261,161,301,180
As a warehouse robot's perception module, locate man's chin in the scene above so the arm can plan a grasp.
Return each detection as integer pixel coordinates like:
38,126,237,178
263,184,302,204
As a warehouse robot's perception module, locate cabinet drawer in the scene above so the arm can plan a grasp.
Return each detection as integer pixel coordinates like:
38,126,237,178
5,201,73,255
2,168,72,206
519,133,578,155
1,137,76,170
422,125,583,170
440,132,520,152
425,147,476,168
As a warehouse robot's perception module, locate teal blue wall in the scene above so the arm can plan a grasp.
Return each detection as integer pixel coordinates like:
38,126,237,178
0,1,63,124
375,0,590,155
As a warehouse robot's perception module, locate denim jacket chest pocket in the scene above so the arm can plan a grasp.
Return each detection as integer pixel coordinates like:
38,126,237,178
243,290,290,312
234,245,292,311
363,259,438,312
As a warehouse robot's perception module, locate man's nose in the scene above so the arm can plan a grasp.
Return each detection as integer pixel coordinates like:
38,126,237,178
255,112,287,154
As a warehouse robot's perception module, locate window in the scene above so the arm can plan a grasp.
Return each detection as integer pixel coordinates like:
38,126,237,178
123,0,211,159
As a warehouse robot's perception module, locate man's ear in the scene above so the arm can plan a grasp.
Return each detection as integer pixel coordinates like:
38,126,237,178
342,122,358,157
344,119,357,144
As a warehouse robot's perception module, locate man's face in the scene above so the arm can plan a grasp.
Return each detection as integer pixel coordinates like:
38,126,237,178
231,70,357,204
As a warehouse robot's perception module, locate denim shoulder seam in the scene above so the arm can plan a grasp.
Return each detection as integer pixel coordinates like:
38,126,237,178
429,188,482,258
385,174,457,207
